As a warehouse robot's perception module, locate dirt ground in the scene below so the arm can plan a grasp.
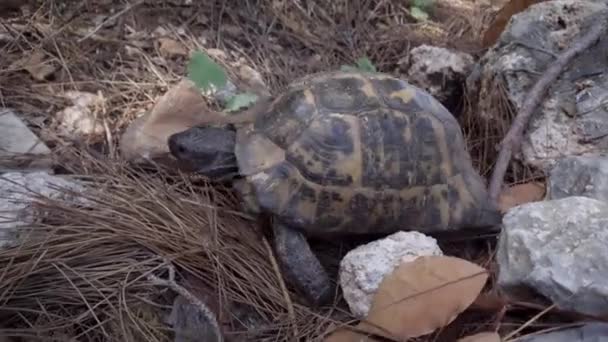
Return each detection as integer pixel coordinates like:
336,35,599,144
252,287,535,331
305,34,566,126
0,1,577,341
0,0,498,148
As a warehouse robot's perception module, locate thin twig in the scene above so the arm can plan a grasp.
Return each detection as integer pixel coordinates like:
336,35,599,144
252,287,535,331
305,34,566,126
78,0,144,43
488,20,607,202
503,303,557,341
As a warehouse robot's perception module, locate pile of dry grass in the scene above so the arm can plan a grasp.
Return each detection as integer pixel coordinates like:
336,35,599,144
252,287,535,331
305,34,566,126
0,0,513,177
0,148,597,341
195,0,491,90
0,147,346,341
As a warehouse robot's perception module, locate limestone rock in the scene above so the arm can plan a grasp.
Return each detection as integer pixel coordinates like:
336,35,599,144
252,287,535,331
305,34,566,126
406,45,474,113
548,155,608,202
0,172,86,249
55,91,105,138
518,323,608,342
339,231,443,317
497,196,608,316
472,0,608,170
0,108,51,173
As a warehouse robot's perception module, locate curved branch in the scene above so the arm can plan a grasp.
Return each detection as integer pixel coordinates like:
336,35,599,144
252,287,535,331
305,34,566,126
488,20,607,203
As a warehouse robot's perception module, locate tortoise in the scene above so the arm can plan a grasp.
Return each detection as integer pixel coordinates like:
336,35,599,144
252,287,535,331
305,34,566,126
167,70,503,305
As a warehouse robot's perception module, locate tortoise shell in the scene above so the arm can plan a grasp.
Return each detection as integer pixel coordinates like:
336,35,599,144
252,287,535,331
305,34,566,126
233,71,500,237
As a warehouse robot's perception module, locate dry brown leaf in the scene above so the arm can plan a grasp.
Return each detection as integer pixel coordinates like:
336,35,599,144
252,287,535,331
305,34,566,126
481,0,547,48
158,37,188,57
471,292,509,311
11,50,57,81
498,182,545,213
363,256,489,340
457,331,502,342
119,78,231,163
324,327,381,342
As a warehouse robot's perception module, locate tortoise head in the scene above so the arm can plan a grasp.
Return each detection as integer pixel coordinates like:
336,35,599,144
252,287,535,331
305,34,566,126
168,126,239,181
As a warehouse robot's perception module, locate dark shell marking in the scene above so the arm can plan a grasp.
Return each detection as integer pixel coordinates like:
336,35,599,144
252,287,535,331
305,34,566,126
238,71,498,237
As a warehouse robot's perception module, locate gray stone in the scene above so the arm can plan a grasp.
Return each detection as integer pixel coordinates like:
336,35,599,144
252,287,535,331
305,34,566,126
0,172,86,249
0,108,52,173
339,231,443,317
497,196,608,316
548,155,608,202
471,0,608,170
518,323,608,342
406,45,474,112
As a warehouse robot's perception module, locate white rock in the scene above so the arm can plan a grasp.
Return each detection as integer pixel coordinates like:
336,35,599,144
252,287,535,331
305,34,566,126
55,91,105,138
0,172,86,249
497,196,608,316
339,231,443,317
406,45,474,112
0,108,52,173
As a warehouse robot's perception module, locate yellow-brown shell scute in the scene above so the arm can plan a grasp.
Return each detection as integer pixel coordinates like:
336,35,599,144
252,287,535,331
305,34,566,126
237,71,499,236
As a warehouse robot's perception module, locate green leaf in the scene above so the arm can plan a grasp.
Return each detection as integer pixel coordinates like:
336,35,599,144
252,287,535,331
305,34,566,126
224,93,259,112
340,64,359,72
355,57,377,72
412,0,434,10
339,57,377,73
187,51,227,92
410,6,429,21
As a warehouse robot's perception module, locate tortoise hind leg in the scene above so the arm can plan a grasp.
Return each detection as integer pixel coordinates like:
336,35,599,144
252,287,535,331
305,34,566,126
272,220,333,306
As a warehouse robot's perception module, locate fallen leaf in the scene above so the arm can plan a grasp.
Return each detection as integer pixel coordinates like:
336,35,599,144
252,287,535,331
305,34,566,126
187,51,228,93
355,57,377,73
498,182,545,213
11,50,57,81
410,6,429,21
413,0,435,10
457,331,502,342
224,93,259,112
119,78,233,163
363,255,489,340
340,65,360,72
340,56,377,73
324,327,380,342
481,0,547,48
471,292,509,311
159,37,187,57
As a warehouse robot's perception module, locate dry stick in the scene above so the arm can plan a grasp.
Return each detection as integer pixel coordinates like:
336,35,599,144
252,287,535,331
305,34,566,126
78,0,144,43
487,20,608,202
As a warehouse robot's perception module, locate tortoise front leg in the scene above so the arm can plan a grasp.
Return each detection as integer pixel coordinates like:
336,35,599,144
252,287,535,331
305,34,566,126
272,220,333,306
